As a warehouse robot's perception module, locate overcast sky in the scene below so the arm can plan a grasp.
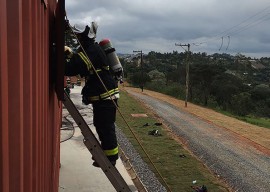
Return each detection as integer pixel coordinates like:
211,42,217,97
66,0,270,58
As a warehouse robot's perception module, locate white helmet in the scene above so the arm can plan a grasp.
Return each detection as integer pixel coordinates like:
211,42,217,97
72,21,98,39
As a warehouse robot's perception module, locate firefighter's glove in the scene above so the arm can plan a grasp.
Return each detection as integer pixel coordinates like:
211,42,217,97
64,46,73,58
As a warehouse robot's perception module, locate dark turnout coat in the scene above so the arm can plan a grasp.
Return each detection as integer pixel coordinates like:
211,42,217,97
65,40,119,104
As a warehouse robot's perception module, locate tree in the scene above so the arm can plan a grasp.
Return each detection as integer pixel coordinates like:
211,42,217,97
211,73,246,110
129,72,150,87
148,69,165,82
231,92,253,116
123,50,270,117
250,84,270,117
189,63,225,105
250,84,270,100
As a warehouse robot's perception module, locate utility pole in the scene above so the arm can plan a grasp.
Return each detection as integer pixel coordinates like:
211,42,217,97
175,43,191,107
133,50,144,92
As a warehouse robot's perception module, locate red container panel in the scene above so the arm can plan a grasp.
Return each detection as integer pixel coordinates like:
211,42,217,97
0,0,64,191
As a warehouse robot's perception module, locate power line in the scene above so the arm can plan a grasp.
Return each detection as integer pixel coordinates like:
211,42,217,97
227,12,270,36
192,4,270,46
218,5,270,37
226,36,230,50
219,36,224,51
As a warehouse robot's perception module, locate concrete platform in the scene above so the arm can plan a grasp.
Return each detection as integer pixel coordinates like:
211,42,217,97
59,86,137,192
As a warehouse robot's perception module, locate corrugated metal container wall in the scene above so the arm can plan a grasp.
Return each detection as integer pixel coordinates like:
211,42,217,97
0,0,63,191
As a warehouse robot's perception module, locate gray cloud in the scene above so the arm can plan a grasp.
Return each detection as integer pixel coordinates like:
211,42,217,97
66,0,270,57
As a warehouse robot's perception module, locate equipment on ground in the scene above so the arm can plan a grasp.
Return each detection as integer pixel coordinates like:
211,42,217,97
63,91,131,192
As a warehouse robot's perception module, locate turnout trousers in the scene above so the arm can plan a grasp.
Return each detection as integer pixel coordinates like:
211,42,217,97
92,99,118,161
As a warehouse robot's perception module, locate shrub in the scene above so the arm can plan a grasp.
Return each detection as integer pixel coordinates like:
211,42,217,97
230,92,253,116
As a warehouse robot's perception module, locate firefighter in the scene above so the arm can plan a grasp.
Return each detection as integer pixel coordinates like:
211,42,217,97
64,21,119,167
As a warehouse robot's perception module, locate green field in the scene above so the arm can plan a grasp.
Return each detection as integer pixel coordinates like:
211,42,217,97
244,116,270,128
116,90,230,192
215,109,270,129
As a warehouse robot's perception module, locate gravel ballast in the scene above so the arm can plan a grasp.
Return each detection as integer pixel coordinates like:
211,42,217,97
116,127,167,192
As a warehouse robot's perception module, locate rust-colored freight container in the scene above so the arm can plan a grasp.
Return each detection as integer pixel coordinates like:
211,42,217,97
0,0,65,191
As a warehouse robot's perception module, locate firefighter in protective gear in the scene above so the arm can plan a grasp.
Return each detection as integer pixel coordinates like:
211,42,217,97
64,21,119,167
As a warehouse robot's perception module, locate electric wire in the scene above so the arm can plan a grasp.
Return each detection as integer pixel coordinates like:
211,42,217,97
191,4,270,50
65,15,173,192
218,36,223,51
218,5,270,37
226,36,230,50
226,12,270,36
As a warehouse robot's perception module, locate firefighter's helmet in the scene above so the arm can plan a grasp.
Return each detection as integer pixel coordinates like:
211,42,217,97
72,21,98,39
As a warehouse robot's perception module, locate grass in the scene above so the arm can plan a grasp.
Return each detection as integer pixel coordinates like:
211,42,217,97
116,90,230,192
214,109,270,129
238,116,270,129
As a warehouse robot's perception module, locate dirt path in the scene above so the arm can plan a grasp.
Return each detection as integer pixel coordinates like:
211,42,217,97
124,87,270,192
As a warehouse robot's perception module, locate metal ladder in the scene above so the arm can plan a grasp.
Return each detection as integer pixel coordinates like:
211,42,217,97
63,91,131,192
